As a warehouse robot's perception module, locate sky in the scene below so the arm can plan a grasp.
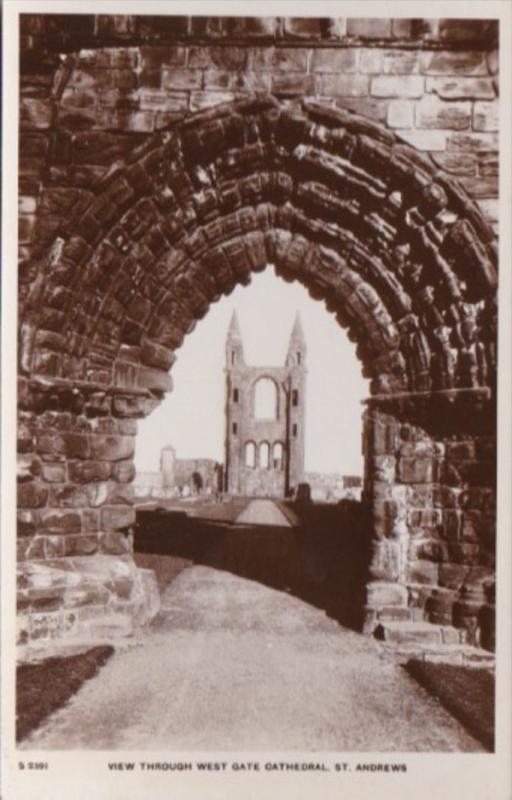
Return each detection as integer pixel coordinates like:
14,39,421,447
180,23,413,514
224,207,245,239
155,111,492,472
135,266,370,476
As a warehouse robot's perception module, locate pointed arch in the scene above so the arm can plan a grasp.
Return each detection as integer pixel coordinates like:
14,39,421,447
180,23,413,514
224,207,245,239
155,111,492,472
20,95,497,408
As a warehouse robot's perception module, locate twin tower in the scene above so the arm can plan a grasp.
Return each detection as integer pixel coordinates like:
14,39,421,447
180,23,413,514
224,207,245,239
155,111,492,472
224,311,306,498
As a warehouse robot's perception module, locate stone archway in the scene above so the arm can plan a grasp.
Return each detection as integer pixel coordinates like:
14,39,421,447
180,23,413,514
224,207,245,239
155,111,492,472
18,95,497,647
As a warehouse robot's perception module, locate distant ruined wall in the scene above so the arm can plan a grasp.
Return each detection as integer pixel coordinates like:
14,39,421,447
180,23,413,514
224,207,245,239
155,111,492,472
17,14,498,647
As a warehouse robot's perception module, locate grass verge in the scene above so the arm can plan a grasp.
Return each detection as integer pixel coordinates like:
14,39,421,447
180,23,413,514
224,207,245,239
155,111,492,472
404,659,495,751
17,646,114,743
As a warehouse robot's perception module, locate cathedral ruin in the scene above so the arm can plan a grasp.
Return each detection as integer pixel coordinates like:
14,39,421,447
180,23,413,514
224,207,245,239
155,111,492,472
224,311,306,497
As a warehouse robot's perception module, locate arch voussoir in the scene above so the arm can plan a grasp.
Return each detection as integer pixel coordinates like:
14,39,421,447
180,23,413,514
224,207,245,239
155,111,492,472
19,94,497,439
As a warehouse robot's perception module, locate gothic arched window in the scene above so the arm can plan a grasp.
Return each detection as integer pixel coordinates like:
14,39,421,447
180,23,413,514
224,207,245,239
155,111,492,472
254,378,278,419
259,442,270,469
245,442,256,468
273,442,284,470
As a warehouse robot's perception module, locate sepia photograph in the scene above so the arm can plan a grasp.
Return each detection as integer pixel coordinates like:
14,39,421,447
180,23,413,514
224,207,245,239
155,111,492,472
1,0,511,798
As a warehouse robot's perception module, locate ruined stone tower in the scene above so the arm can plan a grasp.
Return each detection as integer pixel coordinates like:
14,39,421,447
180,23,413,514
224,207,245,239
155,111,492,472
224,312,306,497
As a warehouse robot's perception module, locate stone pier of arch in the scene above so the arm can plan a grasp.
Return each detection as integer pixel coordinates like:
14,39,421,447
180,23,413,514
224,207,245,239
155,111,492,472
16,14,498,652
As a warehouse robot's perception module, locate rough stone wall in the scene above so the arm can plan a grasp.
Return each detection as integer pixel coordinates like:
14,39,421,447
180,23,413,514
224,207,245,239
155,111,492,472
19,13,499,281
17,14,499,646
363,405,496,647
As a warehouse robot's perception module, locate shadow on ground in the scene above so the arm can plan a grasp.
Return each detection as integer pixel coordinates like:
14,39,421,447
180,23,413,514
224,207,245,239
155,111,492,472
134,499,372,631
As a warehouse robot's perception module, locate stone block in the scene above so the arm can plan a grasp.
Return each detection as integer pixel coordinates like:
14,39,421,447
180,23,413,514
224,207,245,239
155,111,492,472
112,459,136,483
189,92,236,112
387,100,414,128
407,560,439,585
61,584,111,608
21,537,46,561
271,73,315,97
187,45,247,70
376,621,443,646
283,18,323,39
346,18,392,38
413,539,449,563
473,101,499,132
448,542,480,565
28,609,78,641
433,486,462,508
64,534,99,556
440,627,464,646
226,17,278,38
18,509,39,538
40,462,67,482
440,509,461,541
373,499,397,537
68,460,112,483
391,19,413,38
383,50,420,74
161,68,202,90
137,366,173,393
438,19,497,43
447,131,498,152
49,484,94,509
100,505,136,531
108,111,156,134
377,607,412,622
45,535,66,558
431,152,478,176
89,435,135,461
366,581,408,607
478,152,499,177
138,45,186,71
82,509,100,532
100,531,131,555
369,541,403,582
425,589,455,625
415,97,471,130
460,510,481,543
39,509,82,534
139,89,188,113
439,563,469,590
408,508,441,529
315,74,369,97
373,455,396,483
452,599,482,645
394,129,448,151
397,457,433,484
310,48,358,74
60,434,90,459
359,49,383,75
420,50,487,76
17,481,48,509
20,98,52,129
371,75,424,98
248,46,308,72
426,77,495,100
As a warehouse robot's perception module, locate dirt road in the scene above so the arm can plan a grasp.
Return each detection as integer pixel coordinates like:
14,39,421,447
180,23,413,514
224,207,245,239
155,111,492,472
22,566,482,752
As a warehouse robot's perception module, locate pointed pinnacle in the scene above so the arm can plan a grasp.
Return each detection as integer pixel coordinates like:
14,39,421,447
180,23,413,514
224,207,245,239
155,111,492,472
289,311,305,342
227,310,242,339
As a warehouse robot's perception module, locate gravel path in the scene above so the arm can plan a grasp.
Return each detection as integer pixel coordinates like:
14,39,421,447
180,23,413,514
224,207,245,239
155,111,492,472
21,566,483,752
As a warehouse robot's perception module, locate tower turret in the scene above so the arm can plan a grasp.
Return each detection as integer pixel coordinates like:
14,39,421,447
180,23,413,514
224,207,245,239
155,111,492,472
286,312,307,368
225,310,245,366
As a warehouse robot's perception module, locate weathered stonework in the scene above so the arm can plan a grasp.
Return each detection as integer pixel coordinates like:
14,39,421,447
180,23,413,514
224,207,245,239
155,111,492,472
17,14,498,649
